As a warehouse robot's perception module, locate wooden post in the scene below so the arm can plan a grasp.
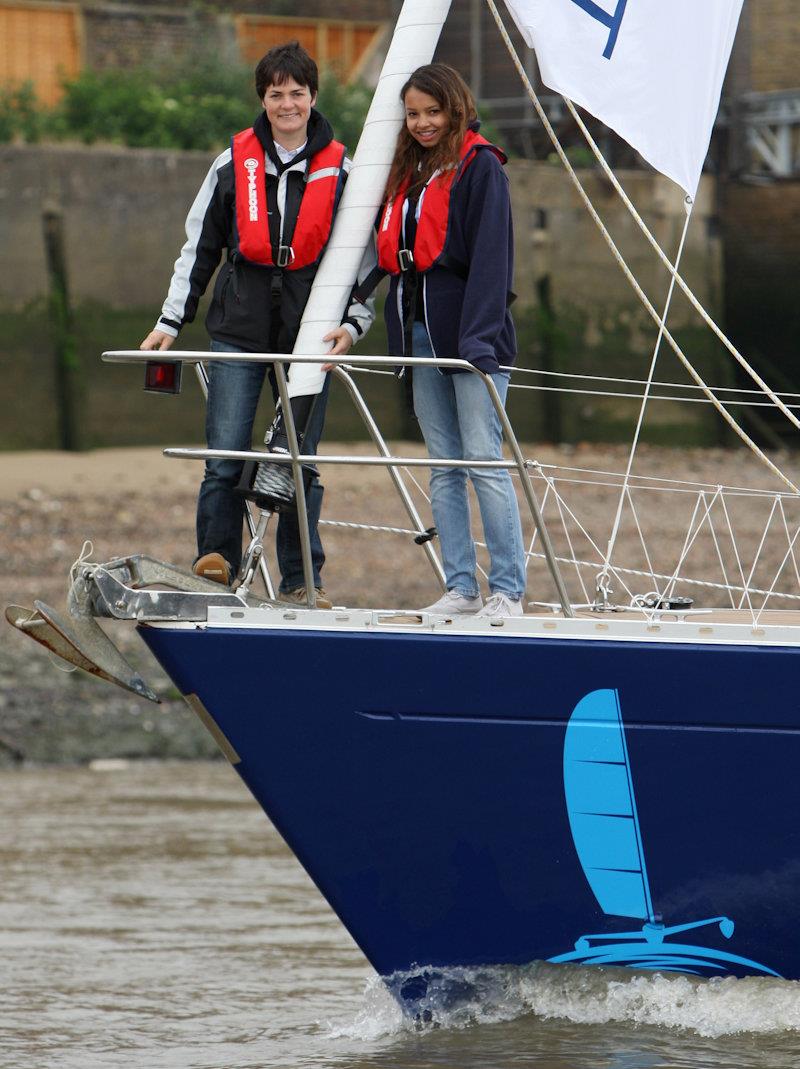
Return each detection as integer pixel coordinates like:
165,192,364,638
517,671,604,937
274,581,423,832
42,204,83,451
537,274,562,443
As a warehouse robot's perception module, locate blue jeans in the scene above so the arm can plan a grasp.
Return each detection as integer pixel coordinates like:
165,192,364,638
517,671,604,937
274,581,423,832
411,322,526,599
196,339,329,590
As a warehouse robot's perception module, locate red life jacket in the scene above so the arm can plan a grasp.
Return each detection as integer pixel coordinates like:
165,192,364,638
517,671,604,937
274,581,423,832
376,130,506,275
232,127,346,270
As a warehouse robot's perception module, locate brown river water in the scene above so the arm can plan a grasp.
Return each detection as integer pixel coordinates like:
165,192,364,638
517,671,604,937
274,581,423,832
2,760,799,1069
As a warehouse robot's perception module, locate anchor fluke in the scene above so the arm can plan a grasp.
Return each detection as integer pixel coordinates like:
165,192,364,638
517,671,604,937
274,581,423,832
5,601,160,703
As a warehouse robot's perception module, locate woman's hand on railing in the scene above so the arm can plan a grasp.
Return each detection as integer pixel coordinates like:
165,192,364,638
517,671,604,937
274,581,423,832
140,330,175,351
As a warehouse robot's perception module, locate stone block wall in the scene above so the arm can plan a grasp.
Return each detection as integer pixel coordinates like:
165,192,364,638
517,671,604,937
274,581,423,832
0,143,721,324
0,143,217,311
749,0,800,92
82,7,235,72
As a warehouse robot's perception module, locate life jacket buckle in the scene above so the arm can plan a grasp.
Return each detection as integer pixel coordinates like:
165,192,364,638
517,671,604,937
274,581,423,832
277,245,295,268
397,248,414,272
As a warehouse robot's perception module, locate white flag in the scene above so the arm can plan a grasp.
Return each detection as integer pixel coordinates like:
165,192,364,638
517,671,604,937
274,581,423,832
503,0,744,196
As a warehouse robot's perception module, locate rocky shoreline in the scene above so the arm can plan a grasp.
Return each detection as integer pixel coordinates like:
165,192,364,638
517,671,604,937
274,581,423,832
2,443,795,766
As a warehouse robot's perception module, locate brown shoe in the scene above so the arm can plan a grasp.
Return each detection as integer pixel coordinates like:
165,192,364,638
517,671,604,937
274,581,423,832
193,552,231,586
280,587,333,610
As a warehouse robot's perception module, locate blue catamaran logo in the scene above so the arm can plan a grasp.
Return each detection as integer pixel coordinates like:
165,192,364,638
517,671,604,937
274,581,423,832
569,0,628,59
549,689,780,976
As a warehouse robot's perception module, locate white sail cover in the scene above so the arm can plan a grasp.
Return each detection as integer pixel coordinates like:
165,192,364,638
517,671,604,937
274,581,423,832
288,0,452,397
502,0,744,196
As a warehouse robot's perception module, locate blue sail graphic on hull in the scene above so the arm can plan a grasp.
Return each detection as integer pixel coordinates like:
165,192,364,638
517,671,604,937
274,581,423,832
550,689,779,977
562,689,654,921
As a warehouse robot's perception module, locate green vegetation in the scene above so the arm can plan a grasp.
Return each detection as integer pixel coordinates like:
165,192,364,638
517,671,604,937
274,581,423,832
315,77,372,155
1,51,502,157
0,63,372,153
0,82,43,143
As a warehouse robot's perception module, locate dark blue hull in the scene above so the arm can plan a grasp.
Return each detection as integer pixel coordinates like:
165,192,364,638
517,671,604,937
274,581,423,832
140,623,800,982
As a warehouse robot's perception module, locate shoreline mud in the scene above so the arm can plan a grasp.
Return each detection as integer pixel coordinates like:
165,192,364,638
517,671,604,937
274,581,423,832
2,443,795,766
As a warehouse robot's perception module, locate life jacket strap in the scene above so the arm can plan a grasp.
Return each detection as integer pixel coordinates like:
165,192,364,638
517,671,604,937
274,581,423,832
276,245,295,268
352,266,387,305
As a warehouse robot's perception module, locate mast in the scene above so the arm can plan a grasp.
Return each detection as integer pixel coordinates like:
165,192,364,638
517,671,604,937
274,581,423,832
286,0,453,398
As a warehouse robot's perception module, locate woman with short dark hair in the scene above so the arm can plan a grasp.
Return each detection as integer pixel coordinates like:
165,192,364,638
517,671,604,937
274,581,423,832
140,41,375,605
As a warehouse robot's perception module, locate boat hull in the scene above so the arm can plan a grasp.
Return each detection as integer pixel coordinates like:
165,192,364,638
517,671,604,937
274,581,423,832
140,623,800,982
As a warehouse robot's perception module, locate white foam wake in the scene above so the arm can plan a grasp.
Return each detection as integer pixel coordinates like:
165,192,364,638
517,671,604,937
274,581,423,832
325,962,800,1041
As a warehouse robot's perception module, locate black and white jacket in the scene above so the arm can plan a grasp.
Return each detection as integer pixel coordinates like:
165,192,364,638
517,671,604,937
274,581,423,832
156,109,375,353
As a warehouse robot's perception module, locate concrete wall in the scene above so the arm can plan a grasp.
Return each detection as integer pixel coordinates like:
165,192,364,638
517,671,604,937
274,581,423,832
0,143,722,328
510,163,721,343
0,143,218,311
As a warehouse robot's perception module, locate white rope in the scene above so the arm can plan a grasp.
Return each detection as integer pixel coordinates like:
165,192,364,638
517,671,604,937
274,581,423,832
530,462,798,499
319,481,800,606
660,487,711,609
506,378,800,406
626,485,660,594
534,470,795,499
741,496,781,614
536,468,639,602
348,359,800,408
601,205,694,583
483,0,799,496
706,495,738,610
522,547,800,604
69,539,95,590
534,466,800,608
41,539,99,675
401,465,432,502
505,364,800,403
321,519,422,536
718,491,755,616
755,513,800,625
551,479,590,602
777,498,800,592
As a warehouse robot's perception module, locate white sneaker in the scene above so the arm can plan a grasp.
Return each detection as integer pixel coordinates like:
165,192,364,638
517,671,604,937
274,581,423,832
421,590,484,615
475,593,524,618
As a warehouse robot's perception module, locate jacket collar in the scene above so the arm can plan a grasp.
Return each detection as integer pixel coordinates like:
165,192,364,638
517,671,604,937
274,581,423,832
253,109,335,174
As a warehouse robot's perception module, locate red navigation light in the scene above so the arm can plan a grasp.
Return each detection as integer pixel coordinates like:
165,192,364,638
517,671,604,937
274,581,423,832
144,360,183,394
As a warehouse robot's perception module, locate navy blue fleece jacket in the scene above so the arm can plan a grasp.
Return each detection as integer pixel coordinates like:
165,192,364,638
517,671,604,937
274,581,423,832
384,144,517,374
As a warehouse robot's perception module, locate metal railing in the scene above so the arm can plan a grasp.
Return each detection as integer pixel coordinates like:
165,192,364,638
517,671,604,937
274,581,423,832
103,349,574,617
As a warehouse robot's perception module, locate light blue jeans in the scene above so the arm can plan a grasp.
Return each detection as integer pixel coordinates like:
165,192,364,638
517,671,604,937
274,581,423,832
411,322,526,599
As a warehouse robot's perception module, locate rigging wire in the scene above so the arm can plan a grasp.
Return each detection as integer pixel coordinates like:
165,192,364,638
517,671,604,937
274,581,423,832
348,362,800,405
559,96,800,437
601,205,694,595
482,0,799,496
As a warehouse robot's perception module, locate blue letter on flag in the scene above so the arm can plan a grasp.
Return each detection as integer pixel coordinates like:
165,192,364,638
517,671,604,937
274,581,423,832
569,0,628,59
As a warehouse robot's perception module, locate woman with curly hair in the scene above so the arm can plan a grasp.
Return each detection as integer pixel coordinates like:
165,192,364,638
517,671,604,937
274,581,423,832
379,63,526,618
